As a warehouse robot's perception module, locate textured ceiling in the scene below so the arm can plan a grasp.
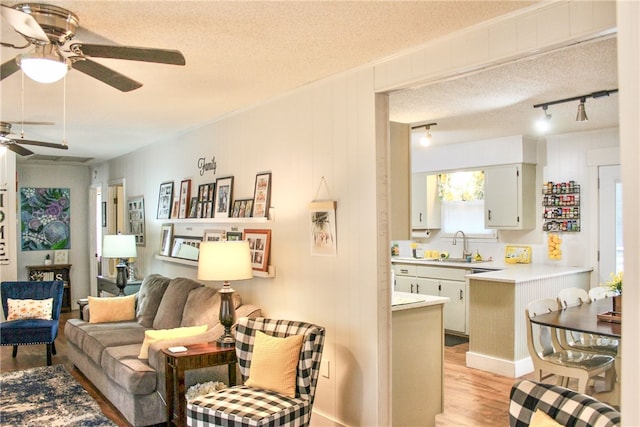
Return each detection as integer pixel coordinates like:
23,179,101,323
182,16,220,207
3,0,599,165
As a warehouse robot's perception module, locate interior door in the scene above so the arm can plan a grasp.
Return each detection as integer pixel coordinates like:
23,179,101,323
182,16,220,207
598,165,622,283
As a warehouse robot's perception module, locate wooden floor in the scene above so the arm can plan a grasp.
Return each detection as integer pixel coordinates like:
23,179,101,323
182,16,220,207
1,311,532,426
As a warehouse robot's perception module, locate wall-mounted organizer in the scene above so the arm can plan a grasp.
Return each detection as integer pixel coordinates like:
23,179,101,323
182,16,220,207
542,181,580,232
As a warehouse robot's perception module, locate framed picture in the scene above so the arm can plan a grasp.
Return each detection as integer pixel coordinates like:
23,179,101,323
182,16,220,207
252,172,271,218
202,201,213,218
203,229,226,242
309,201,337,256
231,198,252,218
171,198,180,219
188,197,198,218
127,196,145,246
157,181,174,219
101,201,107,227
53,249,69,264
213,176,234,218
226,231,243,241
171,235,202,260
178,179,191,219
243,200,253,218
243,229,271,272
198,184,209,201
159,223,173,256
207,183,216,201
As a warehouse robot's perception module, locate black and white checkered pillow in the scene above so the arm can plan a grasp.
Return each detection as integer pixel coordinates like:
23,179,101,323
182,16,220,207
509,380,620,427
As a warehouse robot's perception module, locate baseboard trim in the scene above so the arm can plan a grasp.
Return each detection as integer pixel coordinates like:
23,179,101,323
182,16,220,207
310,409,349,427
465,351,533,378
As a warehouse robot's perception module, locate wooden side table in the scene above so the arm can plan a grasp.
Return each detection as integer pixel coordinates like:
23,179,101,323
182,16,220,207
163,342,237,427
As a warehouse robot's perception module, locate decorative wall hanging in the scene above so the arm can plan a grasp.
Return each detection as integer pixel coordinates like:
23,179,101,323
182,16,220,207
171,235,202,260
54,249,69,264
309,177,337,256
20,187,71,251
203,229,226,242
127,196,145,246
214,176,234,218
157,181,174,219
243,229,271,272
159,223,173,256
252,172,271,218
226,231,243,241
178,179,192,219
232,198,253,218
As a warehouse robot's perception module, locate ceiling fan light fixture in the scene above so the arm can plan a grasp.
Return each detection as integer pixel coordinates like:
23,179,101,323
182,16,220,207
17,45,69,84
576,98,588,122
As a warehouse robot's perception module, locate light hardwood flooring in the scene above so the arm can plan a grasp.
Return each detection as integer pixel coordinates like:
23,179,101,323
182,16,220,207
1,311,533,426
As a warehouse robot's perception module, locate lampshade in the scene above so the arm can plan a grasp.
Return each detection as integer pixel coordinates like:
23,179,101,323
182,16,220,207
17,45,69,84
102,234,137,259
198,241,253,282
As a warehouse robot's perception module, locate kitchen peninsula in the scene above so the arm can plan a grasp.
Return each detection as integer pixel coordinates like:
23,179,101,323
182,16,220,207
391,258,592,378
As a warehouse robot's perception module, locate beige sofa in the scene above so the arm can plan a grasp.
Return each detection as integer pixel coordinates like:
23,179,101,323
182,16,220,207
64,274,261,427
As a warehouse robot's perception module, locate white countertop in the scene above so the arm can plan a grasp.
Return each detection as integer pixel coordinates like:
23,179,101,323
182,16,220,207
392,291,449,311
391,257,592,283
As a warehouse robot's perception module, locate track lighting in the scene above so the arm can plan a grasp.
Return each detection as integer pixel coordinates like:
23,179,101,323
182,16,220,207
533,89,616,131
411,122,437,147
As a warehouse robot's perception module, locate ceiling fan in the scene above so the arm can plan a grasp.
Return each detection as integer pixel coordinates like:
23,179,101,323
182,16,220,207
0,2,186,91
1,121,68,156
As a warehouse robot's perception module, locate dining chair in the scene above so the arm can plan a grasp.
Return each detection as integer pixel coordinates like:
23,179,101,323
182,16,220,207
556,288,619,356
525,298,615,394
589,286,619,301
0,280,65,366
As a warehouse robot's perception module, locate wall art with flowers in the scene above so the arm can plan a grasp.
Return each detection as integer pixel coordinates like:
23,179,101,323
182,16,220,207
20,187,71,251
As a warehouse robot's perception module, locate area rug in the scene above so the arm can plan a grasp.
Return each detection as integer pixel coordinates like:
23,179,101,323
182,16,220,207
445,334,469,347
0,364,116,426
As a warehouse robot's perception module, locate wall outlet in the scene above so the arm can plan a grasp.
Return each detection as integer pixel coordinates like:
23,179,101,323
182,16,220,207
321,359,330,379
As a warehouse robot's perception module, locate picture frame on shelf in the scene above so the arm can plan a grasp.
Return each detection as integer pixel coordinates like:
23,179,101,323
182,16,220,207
127,196,145,246
202,201,213,218
207,183,216,201
231,198,252,218
156,181,174,219
53,249,68,264
171,198,180,219
171,235,202,260
213,176,234,218
188,197,198,218
178,179,192,219
243,228,271,272
243,200,254,218
198,184,209,201
226,231,243,241
159,223,173,256
252,172,271,218
203,229,226,242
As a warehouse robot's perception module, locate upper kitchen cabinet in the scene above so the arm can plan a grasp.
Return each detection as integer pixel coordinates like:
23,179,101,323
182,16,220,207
411,173,441,231
484,163,536,230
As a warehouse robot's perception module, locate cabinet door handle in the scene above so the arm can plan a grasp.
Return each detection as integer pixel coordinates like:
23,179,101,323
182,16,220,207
411,284,414,293
488,209,492,220
459,289,463,300
400,269,409,274
416,284,420,293
438,284,442,292
419,213,423,222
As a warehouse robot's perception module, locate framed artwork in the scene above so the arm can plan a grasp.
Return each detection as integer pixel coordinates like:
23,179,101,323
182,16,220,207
198,184,209,201
171,198,180,219
53,249,69,264
309,201,337,256
202,201,213,218
252,172,271,218
157,181,174,219
243,200,253,218
20,187,71,251
159,223,173,256
127,196,145,246
207,183,216,201
188,197,198,218
213,176,234,218
171,235,202,260
226,231,243,241
203,229,226,242
243,229,271,272
231,198,252,218
178,179,192,219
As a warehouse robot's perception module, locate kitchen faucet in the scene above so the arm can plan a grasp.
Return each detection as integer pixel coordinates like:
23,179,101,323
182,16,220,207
452,230,472,259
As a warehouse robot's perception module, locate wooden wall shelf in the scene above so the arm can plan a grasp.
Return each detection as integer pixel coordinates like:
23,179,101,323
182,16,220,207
154,254,275,278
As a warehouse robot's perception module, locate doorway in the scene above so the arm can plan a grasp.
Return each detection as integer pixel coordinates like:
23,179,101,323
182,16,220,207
598,165,622,283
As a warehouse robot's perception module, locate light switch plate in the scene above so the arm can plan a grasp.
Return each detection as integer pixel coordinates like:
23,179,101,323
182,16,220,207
321,359,330,378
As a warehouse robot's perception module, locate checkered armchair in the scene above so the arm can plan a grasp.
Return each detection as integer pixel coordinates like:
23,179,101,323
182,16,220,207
509,380,620,427
187,317,325,427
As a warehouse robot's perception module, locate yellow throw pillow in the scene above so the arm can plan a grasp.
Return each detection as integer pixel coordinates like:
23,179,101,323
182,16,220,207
7,298,53,320
88,294,136,324
530,409,562,427
245,331,304,398
138,324,208,359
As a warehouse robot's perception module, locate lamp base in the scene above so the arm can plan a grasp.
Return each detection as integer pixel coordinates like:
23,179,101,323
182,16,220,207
217,282,236,347
115,263,128,296
216,333,236,347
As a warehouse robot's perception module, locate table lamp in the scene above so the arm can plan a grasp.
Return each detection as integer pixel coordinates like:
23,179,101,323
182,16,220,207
102,234,137,295
198,240,253,346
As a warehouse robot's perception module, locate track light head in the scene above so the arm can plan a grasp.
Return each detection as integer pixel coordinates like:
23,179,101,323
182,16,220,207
535,105,552,133
412,122,437,147
576,98,588,122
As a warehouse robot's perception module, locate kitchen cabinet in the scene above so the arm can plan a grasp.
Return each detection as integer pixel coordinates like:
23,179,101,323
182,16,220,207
484,163,535,230
393,264,417,293
411,173,441,231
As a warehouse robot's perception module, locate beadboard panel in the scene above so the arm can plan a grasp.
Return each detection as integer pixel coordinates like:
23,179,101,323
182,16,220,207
374,1,616,92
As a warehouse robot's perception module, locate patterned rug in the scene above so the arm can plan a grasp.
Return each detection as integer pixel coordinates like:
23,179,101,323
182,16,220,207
0,365,116,426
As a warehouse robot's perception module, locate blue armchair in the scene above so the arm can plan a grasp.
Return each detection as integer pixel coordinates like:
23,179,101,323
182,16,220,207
1,281,64,366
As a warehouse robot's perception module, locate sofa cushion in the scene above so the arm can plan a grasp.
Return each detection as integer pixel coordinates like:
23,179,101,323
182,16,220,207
102,343,157,395
180,287,242,329
153,278,203,330
136,274,171,327
7,298,53,320
65,318,144,353
88,294,136,323
81,324,147,367
138,324,208,359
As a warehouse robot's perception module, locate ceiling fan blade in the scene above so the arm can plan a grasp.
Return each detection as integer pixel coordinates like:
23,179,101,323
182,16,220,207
3,141,34,156
0,4,49,43
71,43,185,65
16,139,69,150
71,58,142,92
1,57,20,81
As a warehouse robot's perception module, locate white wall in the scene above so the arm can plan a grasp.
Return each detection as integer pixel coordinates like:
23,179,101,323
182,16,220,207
15,164,91,304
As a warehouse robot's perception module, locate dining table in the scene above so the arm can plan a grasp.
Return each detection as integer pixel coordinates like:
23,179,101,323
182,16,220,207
529,297,621,407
